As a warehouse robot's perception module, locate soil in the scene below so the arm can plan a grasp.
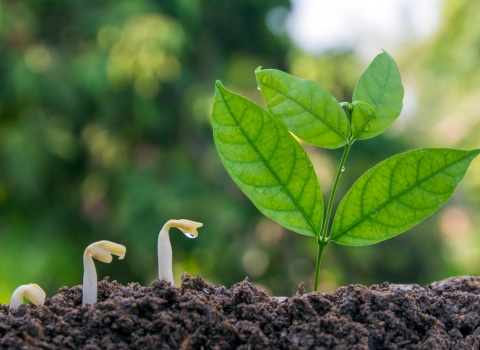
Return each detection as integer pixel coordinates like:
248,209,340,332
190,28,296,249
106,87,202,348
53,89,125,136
1,275,480,350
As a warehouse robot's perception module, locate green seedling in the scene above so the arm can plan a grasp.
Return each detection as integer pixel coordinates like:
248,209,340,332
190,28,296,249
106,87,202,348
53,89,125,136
158,219,203,286
9,283,46,312
210,51,480,292
83,240,126,307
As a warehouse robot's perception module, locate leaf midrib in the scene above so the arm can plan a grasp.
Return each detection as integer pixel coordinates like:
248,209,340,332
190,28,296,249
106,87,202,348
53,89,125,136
373,56,391,110
218,88,320,236
258,78,349,143
331,150,477,241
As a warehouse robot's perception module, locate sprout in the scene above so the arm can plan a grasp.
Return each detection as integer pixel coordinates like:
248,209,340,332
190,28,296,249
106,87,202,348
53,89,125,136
158,219,203,286
9,283,46,311
83,240,126,308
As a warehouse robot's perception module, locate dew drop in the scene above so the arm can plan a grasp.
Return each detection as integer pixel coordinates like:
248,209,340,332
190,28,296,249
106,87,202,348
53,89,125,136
342,166,345,172
257,86,261,90
368,110,372,115
364,124,370,131
255,187,264,194
280,187,286,193
262,76,268,83
308,164,313,168
236,126,242,133
184,233,197,239
302,151,306,156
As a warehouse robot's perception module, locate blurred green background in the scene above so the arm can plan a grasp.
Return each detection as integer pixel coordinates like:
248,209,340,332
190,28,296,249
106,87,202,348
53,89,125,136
1,0,480,303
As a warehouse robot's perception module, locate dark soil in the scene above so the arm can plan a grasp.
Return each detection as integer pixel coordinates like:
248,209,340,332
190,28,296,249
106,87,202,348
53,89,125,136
1,275,480,350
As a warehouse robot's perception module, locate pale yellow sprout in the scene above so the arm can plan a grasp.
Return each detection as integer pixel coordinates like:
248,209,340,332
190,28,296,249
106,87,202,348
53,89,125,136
83,240,126,307
9,284,46,311
158,219,203,286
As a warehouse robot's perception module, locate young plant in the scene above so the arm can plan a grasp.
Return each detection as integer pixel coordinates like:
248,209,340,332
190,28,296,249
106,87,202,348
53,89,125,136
210,51,480,292
9,284,46,311
83,240,126,307
158,219,203,286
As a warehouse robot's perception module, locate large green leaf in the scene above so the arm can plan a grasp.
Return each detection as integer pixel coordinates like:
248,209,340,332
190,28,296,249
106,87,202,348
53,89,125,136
255,68,350,149
211,81,323,237
330,148,480,245
352,51,404,139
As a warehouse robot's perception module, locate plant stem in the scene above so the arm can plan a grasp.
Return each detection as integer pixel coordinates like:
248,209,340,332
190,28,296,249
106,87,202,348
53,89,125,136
320,141,353,241
313,140,353,292
313,239,327,292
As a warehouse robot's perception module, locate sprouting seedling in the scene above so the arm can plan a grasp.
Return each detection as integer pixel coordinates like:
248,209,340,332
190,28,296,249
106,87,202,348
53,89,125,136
210,50,480,292
9,283,46,312
158,219,203,286
83,240,126,307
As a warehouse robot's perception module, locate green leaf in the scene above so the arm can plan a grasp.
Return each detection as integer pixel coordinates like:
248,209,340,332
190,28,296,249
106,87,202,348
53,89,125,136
330,148,480,245
351,101,377,140
211,81,323,237
255,68,350,149
352,51,404,139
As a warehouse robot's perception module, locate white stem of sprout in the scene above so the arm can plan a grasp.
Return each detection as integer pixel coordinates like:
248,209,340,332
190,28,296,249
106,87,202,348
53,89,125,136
83,240,126,308
9,284,46,311
158,219,203,286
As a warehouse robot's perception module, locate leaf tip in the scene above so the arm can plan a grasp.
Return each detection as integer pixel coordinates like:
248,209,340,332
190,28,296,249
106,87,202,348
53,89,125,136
255,66,263,73
215,80,224,89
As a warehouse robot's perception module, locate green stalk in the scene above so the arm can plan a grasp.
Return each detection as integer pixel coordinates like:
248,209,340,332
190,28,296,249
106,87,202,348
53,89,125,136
313,239,327,292
321,141,352,241
313,140,353,292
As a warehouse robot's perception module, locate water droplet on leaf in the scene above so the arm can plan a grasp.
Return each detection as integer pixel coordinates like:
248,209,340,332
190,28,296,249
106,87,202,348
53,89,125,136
236,126,242,133
368,110,372,115
280,187,286,193
255,187,264,194
342,166,345,172
184,233,196,239
364,124,370,131
257,86,261,90
262,76,267,83
308,164,313,168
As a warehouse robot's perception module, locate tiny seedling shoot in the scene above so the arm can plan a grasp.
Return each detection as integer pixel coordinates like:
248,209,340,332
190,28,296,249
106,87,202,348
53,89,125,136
210,51,480,292
83,240,126,307
9,284,46,312
158,219,203,286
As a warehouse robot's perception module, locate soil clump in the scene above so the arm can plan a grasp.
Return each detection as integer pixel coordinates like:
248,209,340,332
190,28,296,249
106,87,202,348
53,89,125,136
1,274,480,349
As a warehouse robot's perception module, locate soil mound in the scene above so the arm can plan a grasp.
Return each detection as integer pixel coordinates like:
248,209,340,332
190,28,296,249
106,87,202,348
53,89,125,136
1,275,480,349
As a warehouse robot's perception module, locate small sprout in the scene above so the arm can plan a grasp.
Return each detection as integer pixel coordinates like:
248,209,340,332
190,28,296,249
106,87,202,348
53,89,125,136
83,240,126,308
9,283,46,311
158,219,203,286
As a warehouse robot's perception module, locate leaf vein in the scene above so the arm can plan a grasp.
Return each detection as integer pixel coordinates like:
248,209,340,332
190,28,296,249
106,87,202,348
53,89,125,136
259,81,348,143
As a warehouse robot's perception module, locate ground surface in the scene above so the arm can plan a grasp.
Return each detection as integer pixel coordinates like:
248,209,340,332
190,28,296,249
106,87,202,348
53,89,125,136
1,275,480,349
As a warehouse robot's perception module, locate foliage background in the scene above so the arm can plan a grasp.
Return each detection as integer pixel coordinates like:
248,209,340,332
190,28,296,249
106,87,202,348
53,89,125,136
1,0,480,303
